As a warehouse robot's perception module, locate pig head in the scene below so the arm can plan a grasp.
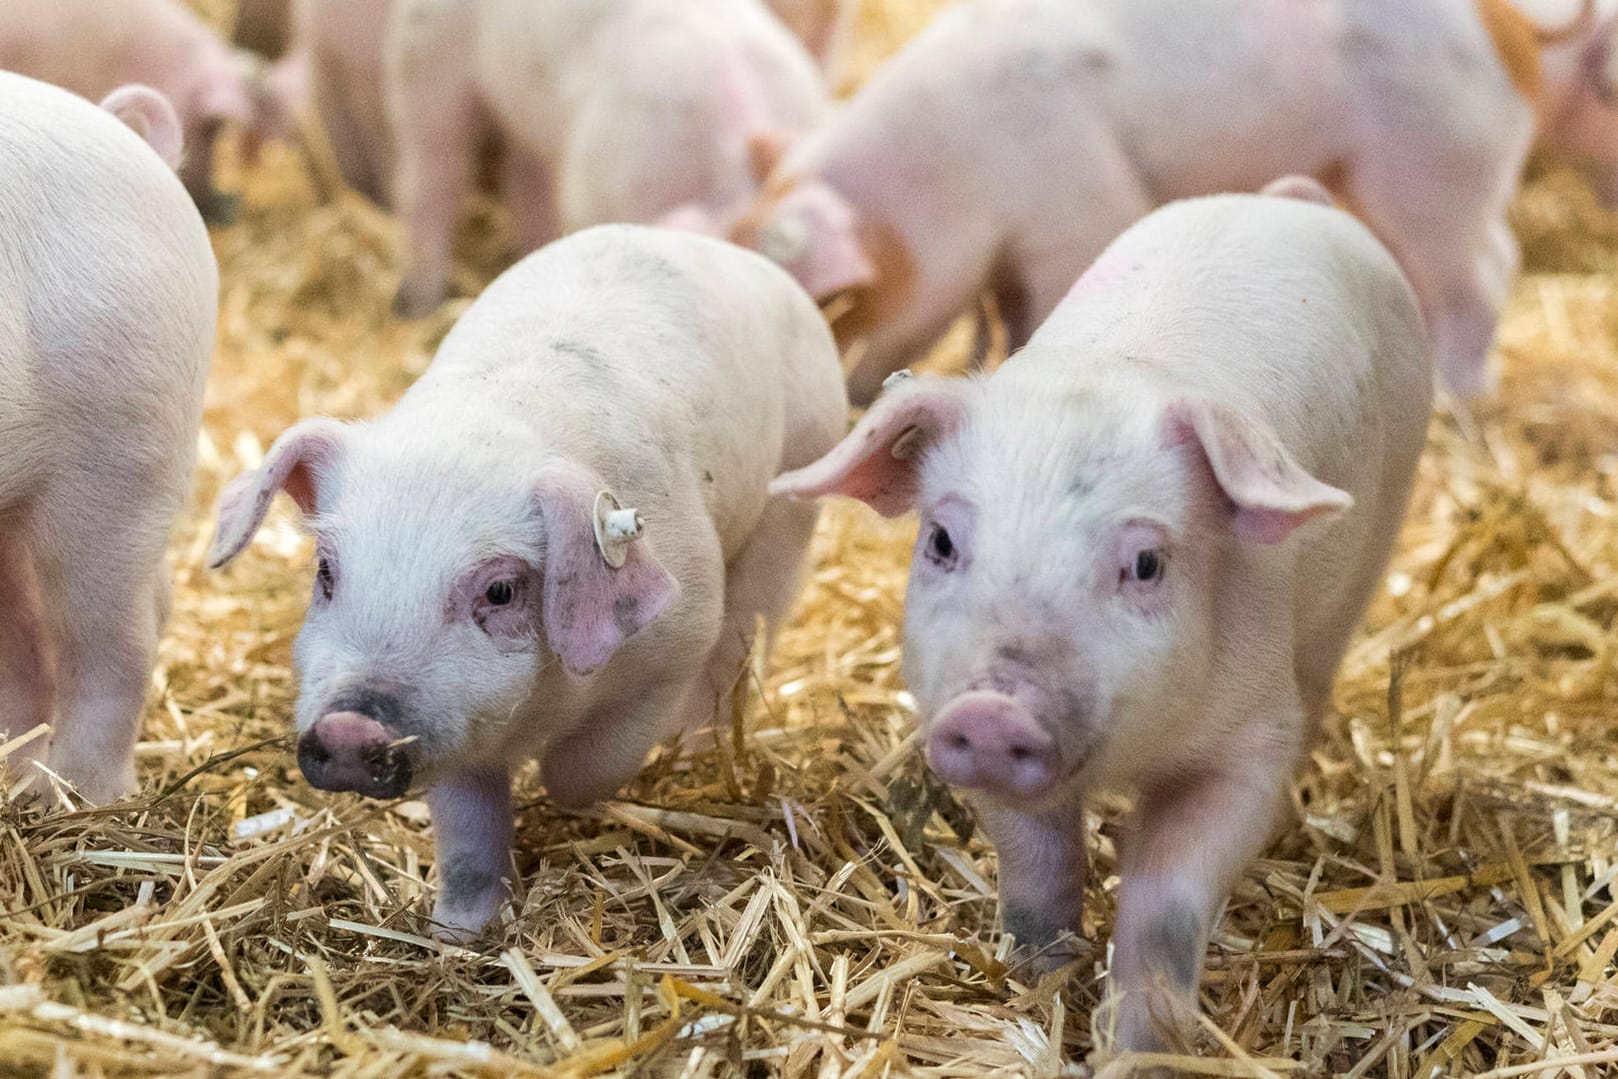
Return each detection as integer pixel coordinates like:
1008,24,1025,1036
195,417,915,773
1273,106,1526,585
208,417,678,799
773,375,1349,805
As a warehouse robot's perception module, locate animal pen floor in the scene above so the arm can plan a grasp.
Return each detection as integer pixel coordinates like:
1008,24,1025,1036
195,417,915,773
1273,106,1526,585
6,2,1618,1076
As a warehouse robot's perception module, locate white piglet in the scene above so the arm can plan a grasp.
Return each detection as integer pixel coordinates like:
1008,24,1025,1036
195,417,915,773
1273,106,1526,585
388,0,827,317
736,0,1613,402
209,225,848,939
773,179,1431,1050
0,73,217,803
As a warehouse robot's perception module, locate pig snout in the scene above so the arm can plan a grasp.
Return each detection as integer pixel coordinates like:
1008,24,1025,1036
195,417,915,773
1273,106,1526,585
297,711,412,799
926,691,1059,799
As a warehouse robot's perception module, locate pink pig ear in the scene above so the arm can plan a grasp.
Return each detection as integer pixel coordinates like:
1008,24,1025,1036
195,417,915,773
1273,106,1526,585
533,462,680,677
208,418,347,569
770,376,968,516
1164,399,1353,545
763,180,875,300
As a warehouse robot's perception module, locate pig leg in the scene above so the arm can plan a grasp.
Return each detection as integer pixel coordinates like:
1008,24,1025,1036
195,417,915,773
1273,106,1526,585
1353,153,1520,397
390,32,485,317
427,765,514,941
691,497,823,727
1408,218,1518,398
0,524,55,780
179,119,238,226
312,51,387,206
541,678,700,809
33,496,174,804
976,797,1089,972
501,143,561,255
1108,758,1292,1052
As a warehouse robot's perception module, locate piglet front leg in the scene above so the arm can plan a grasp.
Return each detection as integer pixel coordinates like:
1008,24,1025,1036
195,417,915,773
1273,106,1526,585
426,765,514,941
977,797,1089,973
1108,756,1292,1053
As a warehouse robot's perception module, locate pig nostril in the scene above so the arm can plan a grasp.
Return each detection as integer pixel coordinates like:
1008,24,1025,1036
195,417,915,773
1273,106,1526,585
1008,745,1033,762
946,732,972,751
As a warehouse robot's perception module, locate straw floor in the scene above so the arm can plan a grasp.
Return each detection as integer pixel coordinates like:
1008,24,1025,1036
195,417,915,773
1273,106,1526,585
6,2,1618,1075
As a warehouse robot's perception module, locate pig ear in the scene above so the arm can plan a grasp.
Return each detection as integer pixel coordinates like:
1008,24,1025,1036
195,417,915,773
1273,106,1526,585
208,419,348,569
533,462,680,677
770,376,968,516
762,181,875,300
1164,400,1352,545
657,202,722,236
99,85,184,169
1260,174,1335,207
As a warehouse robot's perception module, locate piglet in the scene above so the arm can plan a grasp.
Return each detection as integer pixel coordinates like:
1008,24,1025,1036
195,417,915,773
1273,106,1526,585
735,0,1612,403
210,225,848,939
772,178,1431,1050
388,0,826,317
0,73,217,804
0,0,263,224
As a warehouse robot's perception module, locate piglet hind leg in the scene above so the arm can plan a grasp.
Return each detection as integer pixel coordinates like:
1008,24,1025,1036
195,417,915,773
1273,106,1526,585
0,522,55,788
427,765,515,942
976,797,1089,975
1106,753,1294,1055
33,493,175,805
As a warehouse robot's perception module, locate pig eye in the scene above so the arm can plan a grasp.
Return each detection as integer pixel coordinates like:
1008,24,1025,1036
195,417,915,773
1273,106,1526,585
1129,549,1165,584
484,580,515,607
925,523,958,569
315,557,334,600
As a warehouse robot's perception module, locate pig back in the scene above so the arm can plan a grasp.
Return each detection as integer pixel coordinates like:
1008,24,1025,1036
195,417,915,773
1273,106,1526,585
0,72,217,497
416,225,846,562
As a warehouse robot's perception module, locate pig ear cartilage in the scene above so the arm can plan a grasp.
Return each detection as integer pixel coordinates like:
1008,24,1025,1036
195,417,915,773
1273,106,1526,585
592,490,644,569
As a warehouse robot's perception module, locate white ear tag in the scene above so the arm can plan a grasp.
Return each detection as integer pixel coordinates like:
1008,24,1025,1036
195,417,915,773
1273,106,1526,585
593,490,644,569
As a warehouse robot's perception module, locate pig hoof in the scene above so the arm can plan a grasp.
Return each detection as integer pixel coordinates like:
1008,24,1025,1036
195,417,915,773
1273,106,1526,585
1003,906,1083,973
430,893,502,944
393,278,445,320
430,857,506,942
197,190,240,227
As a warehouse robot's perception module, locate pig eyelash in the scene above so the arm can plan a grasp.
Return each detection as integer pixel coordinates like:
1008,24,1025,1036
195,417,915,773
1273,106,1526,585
315,556,335,600
924,523,958,570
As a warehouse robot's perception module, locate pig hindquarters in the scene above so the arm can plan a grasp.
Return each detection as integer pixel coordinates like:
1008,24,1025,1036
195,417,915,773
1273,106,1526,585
737,0,1595,402
0,0,261,224
772,183,1431,1049
387,0,826,317
0,73,216,803
209,225,848,939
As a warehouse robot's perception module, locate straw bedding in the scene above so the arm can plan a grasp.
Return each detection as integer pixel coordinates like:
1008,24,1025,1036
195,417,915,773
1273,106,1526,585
4,2,1618,1075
